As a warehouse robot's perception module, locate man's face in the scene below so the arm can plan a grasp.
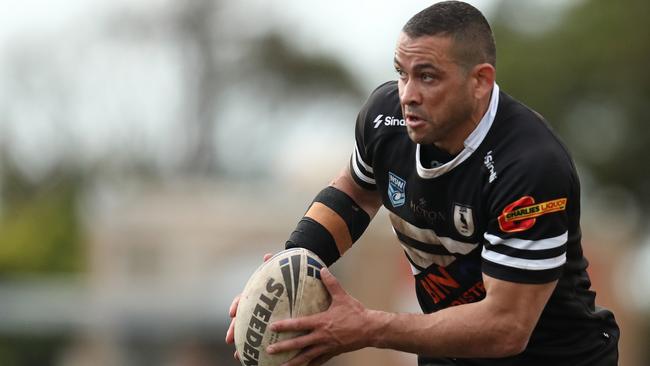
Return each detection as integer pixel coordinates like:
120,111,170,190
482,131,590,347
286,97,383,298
394,32,476,149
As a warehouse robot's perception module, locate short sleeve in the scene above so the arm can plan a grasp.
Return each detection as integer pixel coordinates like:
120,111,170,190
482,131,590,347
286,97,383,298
481,146,577,284
349,81,397,190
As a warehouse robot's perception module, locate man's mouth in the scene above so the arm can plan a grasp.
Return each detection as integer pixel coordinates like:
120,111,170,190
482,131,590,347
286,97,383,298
405,113,426,128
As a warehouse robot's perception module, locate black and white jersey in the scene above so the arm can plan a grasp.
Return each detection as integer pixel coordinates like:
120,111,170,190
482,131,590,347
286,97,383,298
350,81,618,364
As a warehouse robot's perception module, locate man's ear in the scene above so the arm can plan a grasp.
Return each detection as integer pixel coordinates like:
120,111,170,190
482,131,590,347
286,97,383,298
471,63,496,99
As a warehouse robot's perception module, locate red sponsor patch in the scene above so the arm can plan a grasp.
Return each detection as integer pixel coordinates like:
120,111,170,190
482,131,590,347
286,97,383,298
498,196,567,233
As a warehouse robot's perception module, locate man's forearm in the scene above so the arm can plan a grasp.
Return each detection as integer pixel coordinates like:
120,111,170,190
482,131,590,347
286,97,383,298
366,276,557,359
285,166,382,265
367,300,529,358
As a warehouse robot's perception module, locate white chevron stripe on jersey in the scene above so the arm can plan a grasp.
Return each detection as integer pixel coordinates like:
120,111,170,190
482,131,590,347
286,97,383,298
407,262,422,275
400,241,457,275
484,231,568,250
481,247,566,271
389,213,477,254
352,144,375,185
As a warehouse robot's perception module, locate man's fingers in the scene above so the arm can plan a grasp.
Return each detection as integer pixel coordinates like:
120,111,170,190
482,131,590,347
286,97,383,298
226,294,239,343
226,252,279,360
229,253,272,320
227,254,273,342
229,294,241,317
320,268,346,297
267,327,321,355
225,317,236,343
308,353,334,366
270,313,318,334
281,344,330,366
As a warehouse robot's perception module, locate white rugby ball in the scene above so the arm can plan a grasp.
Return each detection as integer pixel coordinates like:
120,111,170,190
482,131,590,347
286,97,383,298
234,248,331,366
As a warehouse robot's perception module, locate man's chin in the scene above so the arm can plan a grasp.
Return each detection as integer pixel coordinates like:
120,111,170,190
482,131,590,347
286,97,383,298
406,128,433,145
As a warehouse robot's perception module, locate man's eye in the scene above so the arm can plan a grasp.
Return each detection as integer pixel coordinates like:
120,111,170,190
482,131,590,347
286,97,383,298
421,73,435,82
395,68,406,78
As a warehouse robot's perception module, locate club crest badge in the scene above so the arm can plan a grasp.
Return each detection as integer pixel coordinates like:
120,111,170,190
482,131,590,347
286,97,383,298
388,172,406,207
453,204,475,237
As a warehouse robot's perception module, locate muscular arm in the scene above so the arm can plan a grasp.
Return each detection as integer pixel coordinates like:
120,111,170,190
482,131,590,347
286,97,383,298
370,274,557,357
269,272,556,364
337,162,554,358
275,157,557,361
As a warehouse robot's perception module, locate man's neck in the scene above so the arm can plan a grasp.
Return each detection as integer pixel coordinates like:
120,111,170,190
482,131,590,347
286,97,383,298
435,92,492,155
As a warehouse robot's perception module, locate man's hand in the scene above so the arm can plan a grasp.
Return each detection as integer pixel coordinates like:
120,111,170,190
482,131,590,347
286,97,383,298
266,268,373,366
225,252,274,361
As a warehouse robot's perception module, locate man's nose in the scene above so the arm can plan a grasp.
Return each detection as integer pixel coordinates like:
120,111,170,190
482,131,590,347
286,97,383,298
400,79,422,106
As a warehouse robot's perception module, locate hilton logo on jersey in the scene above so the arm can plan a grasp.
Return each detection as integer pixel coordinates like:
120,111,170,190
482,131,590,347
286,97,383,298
453,204,475,237
411,198,446,225
388,172,406,207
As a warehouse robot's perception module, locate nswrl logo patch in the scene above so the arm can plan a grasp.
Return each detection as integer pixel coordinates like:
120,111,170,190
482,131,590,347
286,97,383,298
388,172,406,207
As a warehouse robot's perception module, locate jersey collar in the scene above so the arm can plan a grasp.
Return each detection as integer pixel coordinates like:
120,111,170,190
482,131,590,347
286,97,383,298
416,83,500,179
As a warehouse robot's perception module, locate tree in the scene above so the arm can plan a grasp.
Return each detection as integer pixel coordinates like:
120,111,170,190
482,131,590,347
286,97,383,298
0,157,83,276
493,0,650,219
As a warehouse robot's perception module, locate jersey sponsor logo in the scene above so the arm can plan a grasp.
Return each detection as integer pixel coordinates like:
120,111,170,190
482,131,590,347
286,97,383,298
483,150,497,183
498,196,568,233
388,172,406,207
373,115,384,128
419,266,460,304
450,281,485,306
410,198,446,225
453,204,475,237
418,262,485,307
372,114,405,129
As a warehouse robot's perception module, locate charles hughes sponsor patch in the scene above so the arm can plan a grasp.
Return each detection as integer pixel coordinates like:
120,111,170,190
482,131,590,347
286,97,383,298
498,196,567,233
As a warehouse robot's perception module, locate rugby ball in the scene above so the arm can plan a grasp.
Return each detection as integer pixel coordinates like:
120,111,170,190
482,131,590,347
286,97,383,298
234,248,331,366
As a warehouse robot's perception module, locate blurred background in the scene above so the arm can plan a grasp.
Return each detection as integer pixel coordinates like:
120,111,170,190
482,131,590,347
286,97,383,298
0,0,648,365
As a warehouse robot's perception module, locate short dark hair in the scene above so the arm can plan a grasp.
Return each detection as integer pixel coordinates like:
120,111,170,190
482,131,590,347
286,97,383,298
402,1,496,69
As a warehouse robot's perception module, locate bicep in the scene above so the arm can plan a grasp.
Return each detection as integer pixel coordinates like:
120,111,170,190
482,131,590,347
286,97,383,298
330,165,382,219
